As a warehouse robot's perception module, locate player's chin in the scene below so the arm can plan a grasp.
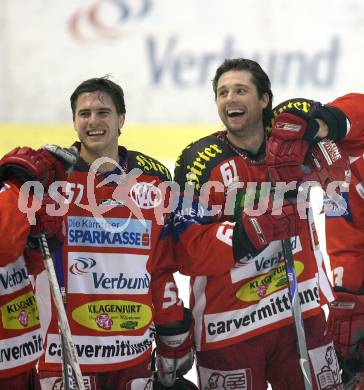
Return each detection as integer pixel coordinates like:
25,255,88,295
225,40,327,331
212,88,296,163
226,117,245,130
226,123,245,134
84,139,108,152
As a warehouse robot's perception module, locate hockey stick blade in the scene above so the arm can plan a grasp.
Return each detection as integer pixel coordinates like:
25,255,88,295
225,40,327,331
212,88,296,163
39,234,85,390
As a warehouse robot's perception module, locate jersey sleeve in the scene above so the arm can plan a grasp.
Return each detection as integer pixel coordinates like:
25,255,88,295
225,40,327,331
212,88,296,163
150,218,184,325
325,157,364,290
0,181,30,265
172,145,236,276
324,94,364,290
328,93,364,156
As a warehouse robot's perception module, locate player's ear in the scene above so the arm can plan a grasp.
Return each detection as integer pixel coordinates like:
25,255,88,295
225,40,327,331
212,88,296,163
73,117,77,132
261,92,269,109
118,114,125,133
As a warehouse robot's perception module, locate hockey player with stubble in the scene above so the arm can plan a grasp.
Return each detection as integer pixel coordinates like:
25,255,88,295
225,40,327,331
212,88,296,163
36,77,195,390
171,58,364,389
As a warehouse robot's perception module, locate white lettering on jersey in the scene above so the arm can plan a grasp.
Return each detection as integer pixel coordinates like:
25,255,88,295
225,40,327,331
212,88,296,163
216,221,234,246
162,281,182,309
130,182,162,209
220,160,238,187
65,183,84,204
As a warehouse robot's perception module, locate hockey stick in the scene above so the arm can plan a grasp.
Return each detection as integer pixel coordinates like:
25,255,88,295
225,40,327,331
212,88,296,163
38,234,85,390
345,372,364,390
282,237,313,389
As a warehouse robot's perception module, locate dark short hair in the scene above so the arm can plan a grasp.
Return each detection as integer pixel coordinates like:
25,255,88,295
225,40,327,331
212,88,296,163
212,58,273,129
70,76,126,119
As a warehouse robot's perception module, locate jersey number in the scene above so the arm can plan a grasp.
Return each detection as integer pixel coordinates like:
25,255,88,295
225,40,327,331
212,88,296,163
220,160,238,186
65,183,84,204
216,221,234,246
162,282,182,309
333,266,344,287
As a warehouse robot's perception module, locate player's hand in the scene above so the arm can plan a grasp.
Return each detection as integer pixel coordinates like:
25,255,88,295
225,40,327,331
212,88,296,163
155,309,194,387
233,197,302,258
328,287,364,383
24,193,64,274
0,145,78,190
27,193,65,253
42,144,78,176
303,139,349,191
267,109,320,183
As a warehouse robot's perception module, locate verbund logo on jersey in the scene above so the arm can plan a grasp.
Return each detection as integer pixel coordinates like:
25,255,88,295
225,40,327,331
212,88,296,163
67,216,152,249
0,258,30,294
67,252,149,295
254,236,302,272
69,257,97,275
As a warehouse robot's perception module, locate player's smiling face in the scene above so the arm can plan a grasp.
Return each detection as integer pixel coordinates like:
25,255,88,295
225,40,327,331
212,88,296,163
74,91,124,159
216,69,268,136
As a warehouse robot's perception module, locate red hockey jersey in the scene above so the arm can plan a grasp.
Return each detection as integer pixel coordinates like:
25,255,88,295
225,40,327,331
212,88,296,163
38,146,184,373
173,133,333,351
0,181,43,378
325,93,364,290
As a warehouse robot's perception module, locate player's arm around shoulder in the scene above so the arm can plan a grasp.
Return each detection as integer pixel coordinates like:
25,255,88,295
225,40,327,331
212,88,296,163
326,93,364,155
172,136,238,276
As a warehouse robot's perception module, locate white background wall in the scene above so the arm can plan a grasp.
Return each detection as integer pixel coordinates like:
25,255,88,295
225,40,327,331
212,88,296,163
1,0,364,123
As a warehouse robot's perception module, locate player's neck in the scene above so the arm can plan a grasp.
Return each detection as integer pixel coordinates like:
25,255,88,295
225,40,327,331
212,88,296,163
226,128,265,155
80,146,119,173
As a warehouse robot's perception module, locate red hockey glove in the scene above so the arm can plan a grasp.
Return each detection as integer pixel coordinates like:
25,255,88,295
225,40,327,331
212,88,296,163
23,247,45,275
233,198,302,258
304,138,350,191
42,144,79,176
27,193,65,253
0,145,78,190
155,308,194,387
328,287,364,383
267,109,320,183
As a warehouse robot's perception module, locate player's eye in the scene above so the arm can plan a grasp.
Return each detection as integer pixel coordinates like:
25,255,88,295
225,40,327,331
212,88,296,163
236,88,246,95
99,110,110,116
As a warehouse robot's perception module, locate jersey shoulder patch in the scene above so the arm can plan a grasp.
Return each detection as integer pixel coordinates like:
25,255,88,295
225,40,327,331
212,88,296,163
128,150,172,181
175,134,233,191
